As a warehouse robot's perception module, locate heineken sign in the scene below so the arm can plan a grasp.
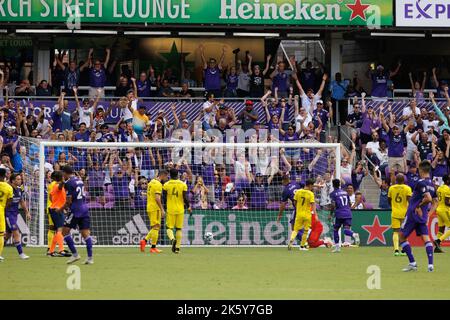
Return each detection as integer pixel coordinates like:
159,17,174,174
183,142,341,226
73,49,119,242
0,0,393,26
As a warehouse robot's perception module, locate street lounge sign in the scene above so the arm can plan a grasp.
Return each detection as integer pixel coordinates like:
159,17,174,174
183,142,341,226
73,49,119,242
0,0,393,26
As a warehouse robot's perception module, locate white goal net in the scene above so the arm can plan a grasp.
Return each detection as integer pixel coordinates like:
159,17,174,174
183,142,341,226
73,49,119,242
19,137,340,247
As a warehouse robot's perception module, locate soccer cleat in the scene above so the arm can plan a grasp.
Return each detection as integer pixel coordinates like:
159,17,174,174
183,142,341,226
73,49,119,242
434,241,444,253
58,250,72,257
394,250,400,257
353,233,360,246
288,240,294,251
171,239,177,253
402,263,418,272
0,256,4,262
46,249,52,256
83,258,94,265
428,265,434,272
332,245,341,253
19,253,30,260
400,251,407,256
150,248,163,254
140,240,146,253
174,248,180,254
66,255,81,264
299,246,309,251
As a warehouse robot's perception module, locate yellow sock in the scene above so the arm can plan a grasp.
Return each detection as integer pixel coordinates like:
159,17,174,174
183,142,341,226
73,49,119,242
176,230,182,249
393,232,399,251
437,231,443,239
439,229,450,242
301,230,309,247
47,230,55,249
167,229,175,241
0,233,4,256
290,231,298,242
151,229,159,246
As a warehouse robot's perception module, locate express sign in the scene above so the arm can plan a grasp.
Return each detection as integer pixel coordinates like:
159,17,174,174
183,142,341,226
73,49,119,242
396,0,450,27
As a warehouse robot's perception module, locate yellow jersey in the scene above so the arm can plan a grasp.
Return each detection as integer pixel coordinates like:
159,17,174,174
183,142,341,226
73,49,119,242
163,179,188,215
147,179,163,213
436,184,450,212
47,181,57,210
0,181,13,212
388,184,412,219
294,189,315,217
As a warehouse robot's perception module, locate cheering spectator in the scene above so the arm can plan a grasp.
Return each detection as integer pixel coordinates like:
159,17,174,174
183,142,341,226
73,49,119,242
294,73,328,116
200,44,226,97
409,71,427,103
432,67,449,99
238,100,258,132
158,79,174,97
329,72,350,124
236,56,251,98
401,99,420,125
366,61,401,100
312,99,330,143
374,173,390,210
137,71,152,98
115,76,131,97
249,174,268,210
411,129,433,161
360,93,381,160
224,66,238,97
352,191,367,209
192,176,209,209
431,148,449,187
298,57,325,92
430,91,450,134
232,195,248,210
74,87,100,129
351,160,368,191
249,54,271,98
178,83,194,97
270,58,292,98
88,48,111,98
14,80,35,96
55,53,90,96
36,80,53,96
345,98,363,144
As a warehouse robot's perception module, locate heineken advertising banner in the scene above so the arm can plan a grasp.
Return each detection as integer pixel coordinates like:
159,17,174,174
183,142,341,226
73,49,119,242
0,0,393,26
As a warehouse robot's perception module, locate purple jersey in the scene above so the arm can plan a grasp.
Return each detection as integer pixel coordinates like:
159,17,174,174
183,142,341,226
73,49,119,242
137,79,151,97
387,131,405,157
406,178,436,224
226,74,239,90
313,109,329,128
5,187,23,217
330,189,352,219
281,182,300,207
371,72,388,97
272,72,289,92
89,67,106,88
406,172,420,189
65,176,89,217
204,67,221,91
250,183,268,209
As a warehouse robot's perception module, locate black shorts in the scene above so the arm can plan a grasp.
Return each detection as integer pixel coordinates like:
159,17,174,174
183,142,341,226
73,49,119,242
49,208,65,229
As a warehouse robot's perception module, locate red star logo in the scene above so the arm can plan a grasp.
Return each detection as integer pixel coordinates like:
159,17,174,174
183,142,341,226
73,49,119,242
346,0,371,21
361,216,390,245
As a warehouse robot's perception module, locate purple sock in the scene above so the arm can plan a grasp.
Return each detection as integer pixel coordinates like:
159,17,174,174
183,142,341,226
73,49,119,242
344,229,354,238
401,241,415,263
85,236,93,258
14,241,23,255
425,241,434,265
333,228,340,244
64,235,78,255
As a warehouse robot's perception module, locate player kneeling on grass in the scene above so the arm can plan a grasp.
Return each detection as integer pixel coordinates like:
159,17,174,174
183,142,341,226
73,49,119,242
434,174,450,253
163,169,191,254
388,173,412,256
288,179,316,251
140,170,168,253
60,166,94,265
0,168,13,262
399,160,438,272
4,173,31,260
297,213,332,248
329,179,360,253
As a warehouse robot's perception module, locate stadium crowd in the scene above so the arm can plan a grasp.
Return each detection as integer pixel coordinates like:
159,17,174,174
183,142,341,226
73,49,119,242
0,47,450,211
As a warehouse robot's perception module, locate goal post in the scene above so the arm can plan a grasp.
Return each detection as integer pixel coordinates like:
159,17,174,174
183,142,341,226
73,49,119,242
20,137,341,247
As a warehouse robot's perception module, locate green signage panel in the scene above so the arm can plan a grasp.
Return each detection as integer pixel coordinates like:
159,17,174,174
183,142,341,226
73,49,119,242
0,0,393,26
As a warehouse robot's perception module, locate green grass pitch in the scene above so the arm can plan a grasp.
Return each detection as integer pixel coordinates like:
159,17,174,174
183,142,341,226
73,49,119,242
2,246,450,300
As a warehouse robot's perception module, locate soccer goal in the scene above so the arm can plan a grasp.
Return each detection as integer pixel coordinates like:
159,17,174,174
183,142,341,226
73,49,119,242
19,137,341,247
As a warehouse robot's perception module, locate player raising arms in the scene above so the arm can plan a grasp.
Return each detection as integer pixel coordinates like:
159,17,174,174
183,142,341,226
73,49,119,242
388,174,412,256
163,169,191,254
60,165,94,265
0,168,13,262
400,160,438,272
4,173,31,260
140,170,168,253
434,175,450,253
288,179,316,251
329,179,360,253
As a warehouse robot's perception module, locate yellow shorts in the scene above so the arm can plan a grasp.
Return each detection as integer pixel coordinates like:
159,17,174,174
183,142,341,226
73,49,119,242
148,210,162,226
166,213,184,229
437,209,450,228
391,217,404,229
293,214,311,232
0,212,5,234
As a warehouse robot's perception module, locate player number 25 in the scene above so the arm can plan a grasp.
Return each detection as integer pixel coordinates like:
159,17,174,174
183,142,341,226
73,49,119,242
76,186,85,200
